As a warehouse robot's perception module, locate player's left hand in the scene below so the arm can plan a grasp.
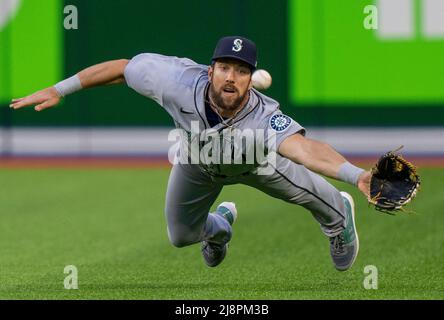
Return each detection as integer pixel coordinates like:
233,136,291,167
357,171,371,200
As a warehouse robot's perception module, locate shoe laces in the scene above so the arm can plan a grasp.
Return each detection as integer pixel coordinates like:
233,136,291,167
331,233,345,254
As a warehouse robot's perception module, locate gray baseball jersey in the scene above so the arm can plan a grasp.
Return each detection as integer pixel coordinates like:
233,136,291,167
124,53,346,248
125,53,304,175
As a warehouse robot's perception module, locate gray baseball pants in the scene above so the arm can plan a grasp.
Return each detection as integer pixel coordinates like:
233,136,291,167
165,155,346,248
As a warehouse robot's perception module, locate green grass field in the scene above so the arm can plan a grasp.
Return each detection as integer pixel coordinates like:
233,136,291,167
0,167,442,300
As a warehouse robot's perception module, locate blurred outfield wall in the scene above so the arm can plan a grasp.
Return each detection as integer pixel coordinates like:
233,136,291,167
0,0,443,127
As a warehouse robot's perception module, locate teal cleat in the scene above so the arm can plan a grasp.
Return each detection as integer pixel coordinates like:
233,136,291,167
329,192,360,271
215,202,237,226
202,202,237,267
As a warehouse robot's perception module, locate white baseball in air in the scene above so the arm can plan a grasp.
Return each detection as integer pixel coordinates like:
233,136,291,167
0,0,21,30
251,69,272,90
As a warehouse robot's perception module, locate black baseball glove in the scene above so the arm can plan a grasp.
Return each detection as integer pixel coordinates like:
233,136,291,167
369,147,420,214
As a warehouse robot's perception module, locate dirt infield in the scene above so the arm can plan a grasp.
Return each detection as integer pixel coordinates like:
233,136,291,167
0,156,443,169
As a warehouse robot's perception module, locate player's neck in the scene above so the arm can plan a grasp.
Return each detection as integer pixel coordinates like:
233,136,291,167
208,90,249,119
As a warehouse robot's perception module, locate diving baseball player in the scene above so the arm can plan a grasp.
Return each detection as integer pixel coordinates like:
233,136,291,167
10,36,371,271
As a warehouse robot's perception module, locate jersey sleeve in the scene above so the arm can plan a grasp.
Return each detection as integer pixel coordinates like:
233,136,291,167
262,111,305,152
124,53,198,105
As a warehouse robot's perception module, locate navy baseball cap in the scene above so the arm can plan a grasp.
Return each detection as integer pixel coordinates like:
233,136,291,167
212,36,257,70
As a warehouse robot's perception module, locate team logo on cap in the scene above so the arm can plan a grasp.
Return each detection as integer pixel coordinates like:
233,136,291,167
232,39,243,52
270,114,292,132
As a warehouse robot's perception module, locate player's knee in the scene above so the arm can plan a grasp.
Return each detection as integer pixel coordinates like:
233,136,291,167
168,236,189,248
167,227,198,248
168,236,197,248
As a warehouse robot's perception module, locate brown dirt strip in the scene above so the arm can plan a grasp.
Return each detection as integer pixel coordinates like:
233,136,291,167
0,156,443,169
0,157,171,169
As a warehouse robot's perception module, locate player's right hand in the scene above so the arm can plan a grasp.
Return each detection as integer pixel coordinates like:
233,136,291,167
10,87,61,112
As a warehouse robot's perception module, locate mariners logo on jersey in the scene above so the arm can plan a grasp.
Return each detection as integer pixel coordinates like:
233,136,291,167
232,39,243,52
269,114,292,132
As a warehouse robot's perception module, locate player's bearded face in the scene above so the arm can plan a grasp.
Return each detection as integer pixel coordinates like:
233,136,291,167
209,60,252,111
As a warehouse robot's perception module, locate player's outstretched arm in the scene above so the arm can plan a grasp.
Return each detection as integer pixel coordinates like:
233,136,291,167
279,134,371,198
10,59,129,112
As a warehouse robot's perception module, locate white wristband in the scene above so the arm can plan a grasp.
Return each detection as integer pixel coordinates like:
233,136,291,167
337,162,365,186
54,75,82,97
